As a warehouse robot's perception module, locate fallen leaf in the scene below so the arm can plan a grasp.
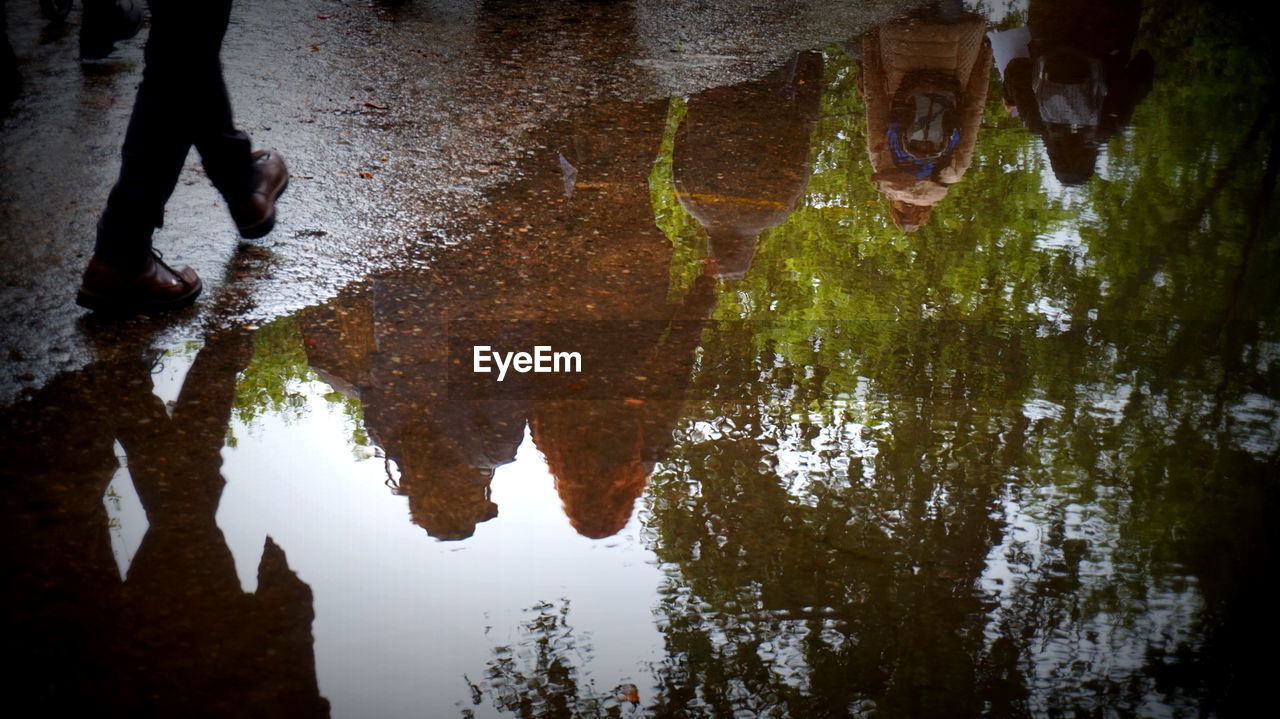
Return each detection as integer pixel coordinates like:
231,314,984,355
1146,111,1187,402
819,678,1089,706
358,171,375,179
363,101,389,110
617,684,640,704
558,152,577,199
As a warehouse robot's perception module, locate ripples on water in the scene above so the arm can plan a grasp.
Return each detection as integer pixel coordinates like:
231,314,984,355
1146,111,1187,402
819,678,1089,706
2,0,1277,716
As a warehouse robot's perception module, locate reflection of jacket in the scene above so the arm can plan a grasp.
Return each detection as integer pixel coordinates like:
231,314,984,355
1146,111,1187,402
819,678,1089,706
861,17,991,206
998,0,1153,185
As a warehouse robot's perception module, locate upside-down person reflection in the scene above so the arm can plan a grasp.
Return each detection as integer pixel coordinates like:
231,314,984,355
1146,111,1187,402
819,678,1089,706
853,0,991,231
298,290,525,542
673,51,824,279
989,0,1153,185
296,76,725,541
0,327,327,714
530,274,718,539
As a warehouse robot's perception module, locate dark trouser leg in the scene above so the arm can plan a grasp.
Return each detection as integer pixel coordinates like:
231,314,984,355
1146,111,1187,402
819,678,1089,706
160,0,253,202
94,0,249,266
192,72,254,206
2,0,20,108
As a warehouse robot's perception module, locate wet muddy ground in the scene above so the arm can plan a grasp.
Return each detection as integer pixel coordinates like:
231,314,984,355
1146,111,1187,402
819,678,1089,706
0,0,912,399
2,1,1278,717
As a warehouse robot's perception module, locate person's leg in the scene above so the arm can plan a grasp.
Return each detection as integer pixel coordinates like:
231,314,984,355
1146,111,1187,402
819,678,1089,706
92,83,193,266
80,1,234,311
190,62,287,239
80,0,143,60
81,0,285,311
93,1,234,266
2,0,21,109
167,0,285,239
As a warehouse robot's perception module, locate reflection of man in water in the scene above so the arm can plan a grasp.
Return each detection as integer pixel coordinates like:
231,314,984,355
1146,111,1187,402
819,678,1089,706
854,0,991,231
0,329,327,714
673,52,824,279
990,0,1153,185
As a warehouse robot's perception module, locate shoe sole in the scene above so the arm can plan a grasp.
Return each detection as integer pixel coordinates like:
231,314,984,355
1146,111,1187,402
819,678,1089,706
238,177,289,240
75,279,203,314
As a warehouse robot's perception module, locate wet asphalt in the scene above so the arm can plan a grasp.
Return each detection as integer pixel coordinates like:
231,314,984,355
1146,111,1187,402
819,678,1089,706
0,0,919,403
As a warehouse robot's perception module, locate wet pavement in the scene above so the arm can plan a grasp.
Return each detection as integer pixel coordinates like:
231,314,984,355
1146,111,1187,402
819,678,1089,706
2,0,1278,717
0,0,912,399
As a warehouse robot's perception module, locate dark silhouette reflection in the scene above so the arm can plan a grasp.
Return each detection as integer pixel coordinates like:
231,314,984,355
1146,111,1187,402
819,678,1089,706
530,277,716,539
855,1,991,231
992,0,1153,185
673,52,824,278
298,94,719,542
0,327,328,715
299,294,524,541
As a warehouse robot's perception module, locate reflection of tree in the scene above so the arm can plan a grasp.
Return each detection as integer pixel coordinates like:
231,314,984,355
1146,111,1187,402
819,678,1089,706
644,387,1015,717
637,2,1279,714
229,316,372,455
466,599,633,719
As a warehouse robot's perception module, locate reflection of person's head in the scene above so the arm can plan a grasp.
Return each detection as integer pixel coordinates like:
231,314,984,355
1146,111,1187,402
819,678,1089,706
1042,126,1099,186
706,227,759,280
403,464,499,541
531,403,654,540
890,199,935,233
549,458,650,539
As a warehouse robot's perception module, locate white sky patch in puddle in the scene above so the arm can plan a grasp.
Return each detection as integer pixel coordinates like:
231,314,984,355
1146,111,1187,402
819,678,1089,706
103,439,148,581
217,380,666,719
148,341,202,409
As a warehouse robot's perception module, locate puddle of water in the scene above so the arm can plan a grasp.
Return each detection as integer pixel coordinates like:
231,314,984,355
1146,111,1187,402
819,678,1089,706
3,0,1278,717
219,386,665,718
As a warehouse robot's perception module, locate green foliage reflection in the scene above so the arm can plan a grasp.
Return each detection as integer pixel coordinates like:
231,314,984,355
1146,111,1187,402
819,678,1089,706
230,316,372,456
639,4,1279,716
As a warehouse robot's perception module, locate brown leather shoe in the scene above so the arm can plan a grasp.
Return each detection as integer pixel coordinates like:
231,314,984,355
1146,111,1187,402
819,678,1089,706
231,149,289,239
76,250,202,313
